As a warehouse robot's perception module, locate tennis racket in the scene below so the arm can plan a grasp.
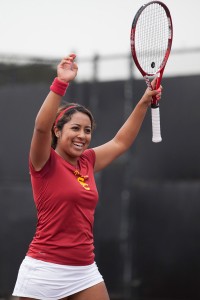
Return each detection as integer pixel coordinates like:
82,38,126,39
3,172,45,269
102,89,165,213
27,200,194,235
130,1,173,142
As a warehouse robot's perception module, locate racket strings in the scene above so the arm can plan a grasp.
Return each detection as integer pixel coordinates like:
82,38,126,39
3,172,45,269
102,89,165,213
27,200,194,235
135,3,169,74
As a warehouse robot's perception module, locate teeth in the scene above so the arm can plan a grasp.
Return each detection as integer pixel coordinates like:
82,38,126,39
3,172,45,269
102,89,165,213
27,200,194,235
74,143,83,148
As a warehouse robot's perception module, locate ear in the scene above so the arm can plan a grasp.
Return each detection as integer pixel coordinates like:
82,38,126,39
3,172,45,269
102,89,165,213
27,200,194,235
54,127,60,138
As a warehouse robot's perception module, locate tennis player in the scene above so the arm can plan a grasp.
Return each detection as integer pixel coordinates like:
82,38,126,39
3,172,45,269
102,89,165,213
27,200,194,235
12,53,162,300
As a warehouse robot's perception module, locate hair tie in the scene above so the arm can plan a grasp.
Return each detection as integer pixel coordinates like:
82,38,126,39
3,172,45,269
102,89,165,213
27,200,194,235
54,105,77,127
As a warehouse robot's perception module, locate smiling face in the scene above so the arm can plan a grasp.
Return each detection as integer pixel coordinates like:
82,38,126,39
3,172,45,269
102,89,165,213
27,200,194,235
55,111,92,165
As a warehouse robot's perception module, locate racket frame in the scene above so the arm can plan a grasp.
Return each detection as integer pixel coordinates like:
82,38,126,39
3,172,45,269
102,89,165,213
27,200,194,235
130,1,173,142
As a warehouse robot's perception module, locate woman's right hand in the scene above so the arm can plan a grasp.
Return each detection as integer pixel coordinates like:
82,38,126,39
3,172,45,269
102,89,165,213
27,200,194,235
57,53,78,83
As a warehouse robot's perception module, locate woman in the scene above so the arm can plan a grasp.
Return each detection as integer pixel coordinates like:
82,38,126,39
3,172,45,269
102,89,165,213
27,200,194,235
13,53,162,300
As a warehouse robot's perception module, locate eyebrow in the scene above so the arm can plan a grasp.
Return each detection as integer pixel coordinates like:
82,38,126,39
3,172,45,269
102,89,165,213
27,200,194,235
70,123,91,128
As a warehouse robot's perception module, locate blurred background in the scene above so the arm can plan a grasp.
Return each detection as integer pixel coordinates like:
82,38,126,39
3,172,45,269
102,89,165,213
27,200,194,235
0,0,200,300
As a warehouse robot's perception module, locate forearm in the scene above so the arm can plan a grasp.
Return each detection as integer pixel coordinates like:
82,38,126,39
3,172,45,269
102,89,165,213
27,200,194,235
34,91,62,132
114,99,149,151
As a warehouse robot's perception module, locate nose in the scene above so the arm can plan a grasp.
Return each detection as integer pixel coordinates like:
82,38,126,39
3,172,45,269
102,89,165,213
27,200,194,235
77,129,85,139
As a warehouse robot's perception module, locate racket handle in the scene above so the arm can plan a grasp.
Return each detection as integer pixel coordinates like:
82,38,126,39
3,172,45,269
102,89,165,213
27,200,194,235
151,105,162,143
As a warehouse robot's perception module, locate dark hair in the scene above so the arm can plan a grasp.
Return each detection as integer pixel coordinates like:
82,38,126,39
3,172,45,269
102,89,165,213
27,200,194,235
51,103,96,149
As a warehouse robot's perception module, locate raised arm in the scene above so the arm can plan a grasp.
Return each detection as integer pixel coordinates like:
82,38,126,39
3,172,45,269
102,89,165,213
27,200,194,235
93,81,162,172
30,54,78,171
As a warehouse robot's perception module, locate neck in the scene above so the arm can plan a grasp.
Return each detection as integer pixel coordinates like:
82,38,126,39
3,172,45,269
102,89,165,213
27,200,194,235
55,149,78,167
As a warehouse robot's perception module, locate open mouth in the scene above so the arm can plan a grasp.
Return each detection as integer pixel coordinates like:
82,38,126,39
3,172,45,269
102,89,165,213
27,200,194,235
73,142,84,149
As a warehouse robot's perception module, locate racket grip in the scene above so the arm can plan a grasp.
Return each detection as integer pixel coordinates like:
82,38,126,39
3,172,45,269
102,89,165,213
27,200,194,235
151,105,162,143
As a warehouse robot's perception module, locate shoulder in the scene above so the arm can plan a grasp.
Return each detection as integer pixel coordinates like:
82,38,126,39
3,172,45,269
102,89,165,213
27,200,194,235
29,148,56,177
81,148,96,167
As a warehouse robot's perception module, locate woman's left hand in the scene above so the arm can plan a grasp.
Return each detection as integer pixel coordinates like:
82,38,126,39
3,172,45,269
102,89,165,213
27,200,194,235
141,77,163,107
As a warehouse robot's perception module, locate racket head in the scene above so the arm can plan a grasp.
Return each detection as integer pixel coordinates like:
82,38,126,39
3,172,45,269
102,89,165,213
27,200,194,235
130,1,173,78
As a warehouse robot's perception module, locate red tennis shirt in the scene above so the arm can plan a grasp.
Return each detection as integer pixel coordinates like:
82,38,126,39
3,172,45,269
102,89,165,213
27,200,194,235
27,148,99,266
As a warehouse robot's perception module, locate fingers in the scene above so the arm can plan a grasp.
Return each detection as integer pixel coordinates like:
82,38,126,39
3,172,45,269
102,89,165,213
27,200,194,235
64,53,76,62
146,85,163,102
72,62,78,70
154,86,163,101
60,56,75,65
59,53,77,68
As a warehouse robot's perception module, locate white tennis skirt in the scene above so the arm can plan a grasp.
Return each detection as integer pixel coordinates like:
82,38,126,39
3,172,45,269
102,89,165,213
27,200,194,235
12,256,104,300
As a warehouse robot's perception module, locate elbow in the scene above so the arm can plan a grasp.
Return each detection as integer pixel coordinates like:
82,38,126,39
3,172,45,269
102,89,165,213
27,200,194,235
34,117,51,134
112,137,129,156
